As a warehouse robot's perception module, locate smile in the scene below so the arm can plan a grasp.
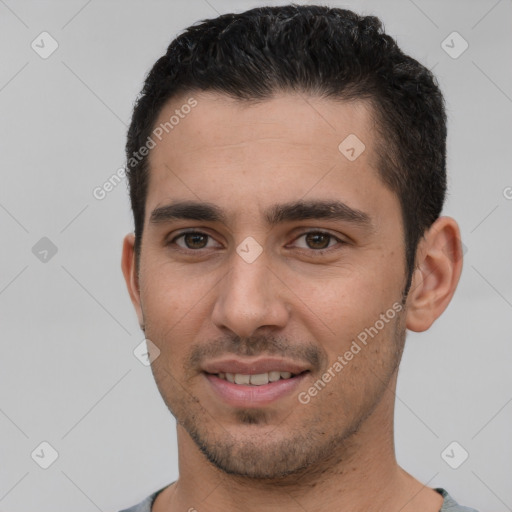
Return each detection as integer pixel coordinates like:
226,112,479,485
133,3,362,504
204,371,309,407
213,371,298,386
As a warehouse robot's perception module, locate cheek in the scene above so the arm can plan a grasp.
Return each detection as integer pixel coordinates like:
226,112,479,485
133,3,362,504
139,267,209,351
141,258,205,310
297,269,402,361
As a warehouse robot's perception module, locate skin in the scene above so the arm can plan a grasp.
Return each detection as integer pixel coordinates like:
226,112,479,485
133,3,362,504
122,91,463,512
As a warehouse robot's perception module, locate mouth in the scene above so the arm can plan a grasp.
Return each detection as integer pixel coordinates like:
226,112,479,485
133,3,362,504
204,371,309,407
207,370,305,386
201,357,310,407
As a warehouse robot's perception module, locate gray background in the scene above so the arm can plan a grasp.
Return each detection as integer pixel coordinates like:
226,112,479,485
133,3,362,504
0,0,511,511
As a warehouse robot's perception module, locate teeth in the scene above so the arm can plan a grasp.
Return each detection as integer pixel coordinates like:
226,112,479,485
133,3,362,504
217,371,297,385
268,371,281,382
234,373,250,385
250,373,269,385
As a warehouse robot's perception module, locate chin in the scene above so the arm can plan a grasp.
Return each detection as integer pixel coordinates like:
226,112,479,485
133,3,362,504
182,413,339,480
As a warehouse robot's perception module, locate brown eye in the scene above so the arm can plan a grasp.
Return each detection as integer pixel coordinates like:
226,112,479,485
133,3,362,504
292,231,341,252
170,231,219,250
304,232,332,250
183,233,208,249
288,230,347,257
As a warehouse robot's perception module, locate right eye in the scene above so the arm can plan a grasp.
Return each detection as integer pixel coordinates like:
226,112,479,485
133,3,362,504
168,231,222,251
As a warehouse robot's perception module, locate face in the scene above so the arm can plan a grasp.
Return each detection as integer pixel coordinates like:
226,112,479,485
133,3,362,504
124,91,411,479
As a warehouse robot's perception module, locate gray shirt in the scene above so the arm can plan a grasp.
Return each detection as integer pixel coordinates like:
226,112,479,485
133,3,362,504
118,486,479,512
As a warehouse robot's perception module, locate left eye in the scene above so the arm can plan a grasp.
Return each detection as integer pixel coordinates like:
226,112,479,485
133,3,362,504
291,231,342,251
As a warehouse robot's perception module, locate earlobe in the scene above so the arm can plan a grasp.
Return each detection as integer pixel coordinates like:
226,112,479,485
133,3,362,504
405,217,463,332
121,233,144,327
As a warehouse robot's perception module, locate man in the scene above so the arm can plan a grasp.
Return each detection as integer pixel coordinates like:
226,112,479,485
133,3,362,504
120,5,478,512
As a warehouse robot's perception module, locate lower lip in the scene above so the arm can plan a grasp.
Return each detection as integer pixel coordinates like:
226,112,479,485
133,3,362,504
204,373,308,407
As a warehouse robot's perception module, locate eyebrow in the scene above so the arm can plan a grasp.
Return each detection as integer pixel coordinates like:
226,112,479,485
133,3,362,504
149,199,373,229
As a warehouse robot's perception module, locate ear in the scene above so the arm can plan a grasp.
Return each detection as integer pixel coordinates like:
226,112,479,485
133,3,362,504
121,233,144,329
405,216,464,332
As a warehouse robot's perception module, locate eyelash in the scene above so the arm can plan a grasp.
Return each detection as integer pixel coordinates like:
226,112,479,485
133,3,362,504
167,230,346,256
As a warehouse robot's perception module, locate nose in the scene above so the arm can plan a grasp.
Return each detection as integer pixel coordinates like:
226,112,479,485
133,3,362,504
211,248,290,339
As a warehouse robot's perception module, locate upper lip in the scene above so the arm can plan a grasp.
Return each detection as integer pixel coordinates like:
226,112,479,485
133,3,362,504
201,357,310,375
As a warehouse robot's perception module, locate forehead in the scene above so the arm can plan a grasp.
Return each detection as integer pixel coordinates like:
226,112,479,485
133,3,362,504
144,90,396,228
151,91,376,160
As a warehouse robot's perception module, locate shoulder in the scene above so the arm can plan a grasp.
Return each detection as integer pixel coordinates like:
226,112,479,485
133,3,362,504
118,486,167,512
436,488,480,512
